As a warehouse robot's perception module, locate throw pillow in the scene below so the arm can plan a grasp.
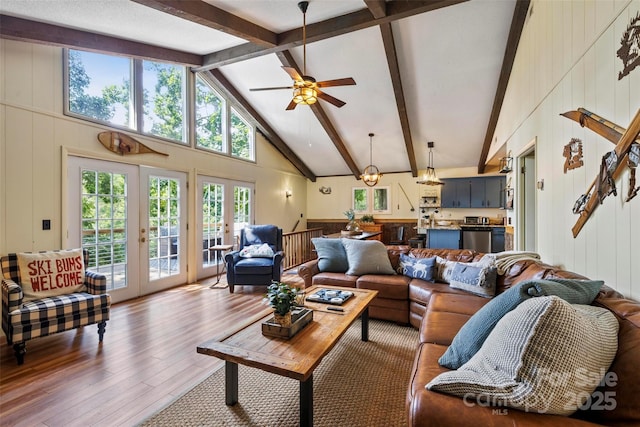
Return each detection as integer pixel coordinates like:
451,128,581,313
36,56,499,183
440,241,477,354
341,238,396,276
438,278,604,369
239,243,274,258
434,256,457,283
427,296,618,416
449,262,497,298
17,249,86,301
311,237,349,273
399,254,435,280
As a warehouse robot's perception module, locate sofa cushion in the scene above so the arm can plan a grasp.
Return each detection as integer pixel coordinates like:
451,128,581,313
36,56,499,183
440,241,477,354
312,272,358,288
341,238,396,276
399,254,435,280
311,238,348,272
357,274,410,300
438,278,605,369
448,263,497,298
427,296,618,416
17,249,86,301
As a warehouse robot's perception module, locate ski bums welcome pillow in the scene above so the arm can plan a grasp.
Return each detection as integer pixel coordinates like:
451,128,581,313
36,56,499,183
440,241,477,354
17,249,86,301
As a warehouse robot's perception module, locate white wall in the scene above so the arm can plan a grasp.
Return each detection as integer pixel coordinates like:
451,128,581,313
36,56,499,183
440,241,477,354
0,39,308,282
492,0,640,299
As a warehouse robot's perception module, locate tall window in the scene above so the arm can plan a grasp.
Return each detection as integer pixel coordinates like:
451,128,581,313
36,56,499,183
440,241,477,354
231,107,254,160
67,50,132,128
65,49,254,157
142,61,187,142
196,75,225,152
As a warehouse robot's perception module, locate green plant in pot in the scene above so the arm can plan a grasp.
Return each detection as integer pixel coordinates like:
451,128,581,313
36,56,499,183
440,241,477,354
343,209,361,234
360,214,374,224
266,281,300,327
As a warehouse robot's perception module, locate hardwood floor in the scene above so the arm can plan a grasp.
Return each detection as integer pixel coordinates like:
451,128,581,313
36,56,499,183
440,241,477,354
0,273,304,427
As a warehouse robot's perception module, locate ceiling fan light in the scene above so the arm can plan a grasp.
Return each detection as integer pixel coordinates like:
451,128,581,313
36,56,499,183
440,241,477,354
293,87,318,105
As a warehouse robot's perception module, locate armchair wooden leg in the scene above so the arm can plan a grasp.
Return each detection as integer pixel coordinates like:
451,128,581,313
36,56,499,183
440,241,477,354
13,342,26,365
228,284,235,293
97,321,107,342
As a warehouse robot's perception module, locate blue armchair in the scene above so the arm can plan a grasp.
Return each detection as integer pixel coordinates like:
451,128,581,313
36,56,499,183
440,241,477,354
224,225,284,293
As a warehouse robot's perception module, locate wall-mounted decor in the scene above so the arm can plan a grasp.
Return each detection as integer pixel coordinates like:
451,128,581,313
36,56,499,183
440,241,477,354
562,108,640,237
97,131,168,156
563,138,584,173
617,11,640,80
505,187,514,210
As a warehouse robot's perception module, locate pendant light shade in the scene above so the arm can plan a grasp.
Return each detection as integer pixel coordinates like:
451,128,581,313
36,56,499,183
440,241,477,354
361,133,382,187
417,141,444,185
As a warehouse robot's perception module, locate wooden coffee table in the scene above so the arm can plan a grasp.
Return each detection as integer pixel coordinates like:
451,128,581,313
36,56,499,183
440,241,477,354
196,285,378,427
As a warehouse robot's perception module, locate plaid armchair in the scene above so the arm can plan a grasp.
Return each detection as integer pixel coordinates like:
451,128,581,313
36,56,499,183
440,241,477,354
1,249,111,365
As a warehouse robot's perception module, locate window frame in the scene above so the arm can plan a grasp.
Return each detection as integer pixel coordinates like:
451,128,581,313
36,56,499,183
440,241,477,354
63,48,256,161
352,186,391,214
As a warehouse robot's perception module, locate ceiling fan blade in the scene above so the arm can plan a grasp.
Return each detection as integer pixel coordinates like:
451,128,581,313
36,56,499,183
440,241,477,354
249,86,294,92
285,99,298,110
282,66,303,82
316,89,346,108
316,77,356,88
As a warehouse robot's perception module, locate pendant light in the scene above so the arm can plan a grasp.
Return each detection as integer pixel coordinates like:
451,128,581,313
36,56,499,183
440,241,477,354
417,141,444,185
361,133,382,187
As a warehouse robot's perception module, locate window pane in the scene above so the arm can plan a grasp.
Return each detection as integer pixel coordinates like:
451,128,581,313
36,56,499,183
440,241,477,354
143,61,186,142
373,187,391,213
196,76,225,152
68,50,132,128
230,108,254,160
353,188,368,212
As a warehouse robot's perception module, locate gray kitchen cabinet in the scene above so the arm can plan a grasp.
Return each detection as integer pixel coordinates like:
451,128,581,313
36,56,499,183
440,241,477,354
442,176,505,209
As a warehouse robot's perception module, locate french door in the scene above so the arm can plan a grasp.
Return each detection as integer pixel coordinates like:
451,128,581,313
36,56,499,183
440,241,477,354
67,157,187,302
196,176,254,280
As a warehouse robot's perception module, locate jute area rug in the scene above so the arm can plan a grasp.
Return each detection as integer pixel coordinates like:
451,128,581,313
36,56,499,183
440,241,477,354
140,319,419,427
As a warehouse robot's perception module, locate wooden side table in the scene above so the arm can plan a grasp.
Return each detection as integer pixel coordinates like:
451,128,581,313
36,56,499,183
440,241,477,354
209,244,234,286
359,223,383,241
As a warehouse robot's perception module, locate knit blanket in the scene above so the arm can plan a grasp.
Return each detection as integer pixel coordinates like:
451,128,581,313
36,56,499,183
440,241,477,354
493,251,541,275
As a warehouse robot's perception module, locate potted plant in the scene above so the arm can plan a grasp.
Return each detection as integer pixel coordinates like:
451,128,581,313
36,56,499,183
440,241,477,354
265,281,300,327
342,209,361,235
360,214,375,224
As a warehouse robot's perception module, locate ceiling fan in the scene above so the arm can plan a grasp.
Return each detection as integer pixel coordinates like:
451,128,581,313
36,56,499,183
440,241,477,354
249,1,356,110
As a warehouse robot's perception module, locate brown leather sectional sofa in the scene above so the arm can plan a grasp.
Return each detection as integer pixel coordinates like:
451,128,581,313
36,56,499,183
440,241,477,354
298,247,640,426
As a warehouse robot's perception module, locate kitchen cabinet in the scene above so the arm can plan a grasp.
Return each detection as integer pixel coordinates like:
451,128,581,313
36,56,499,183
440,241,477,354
441,176,505,209
427,229,461,249
440,179,471,208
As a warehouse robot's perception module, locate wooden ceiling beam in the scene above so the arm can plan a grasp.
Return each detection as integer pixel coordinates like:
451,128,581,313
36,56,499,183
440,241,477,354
364,0,387,19
206,69,317,182
195,0,468,71
276,50,362,180
131,0,277,48
0,14,202,66
477,0,530,173
379,22,418,177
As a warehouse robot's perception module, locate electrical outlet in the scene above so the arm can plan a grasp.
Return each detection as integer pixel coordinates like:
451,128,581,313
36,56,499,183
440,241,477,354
42,219,51,230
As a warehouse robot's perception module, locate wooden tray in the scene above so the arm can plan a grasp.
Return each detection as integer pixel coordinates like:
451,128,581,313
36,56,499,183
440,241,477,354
261,308,313,339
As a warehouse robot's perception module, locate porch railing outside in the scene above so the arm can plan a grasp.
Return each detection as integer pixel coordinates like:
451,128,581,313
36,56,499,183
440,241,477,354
282,227,323,270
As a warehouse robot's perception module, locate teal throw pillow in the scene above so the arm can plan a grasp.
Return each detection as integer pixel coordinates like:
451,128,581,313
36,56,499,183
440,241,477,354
341,238,396,276
311,237,348,273
438,278,604,369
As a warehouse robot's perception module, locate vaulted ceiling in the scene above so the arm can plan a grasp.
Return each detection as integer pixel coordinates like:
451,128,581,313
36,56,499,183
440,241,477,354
0,0,529,182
